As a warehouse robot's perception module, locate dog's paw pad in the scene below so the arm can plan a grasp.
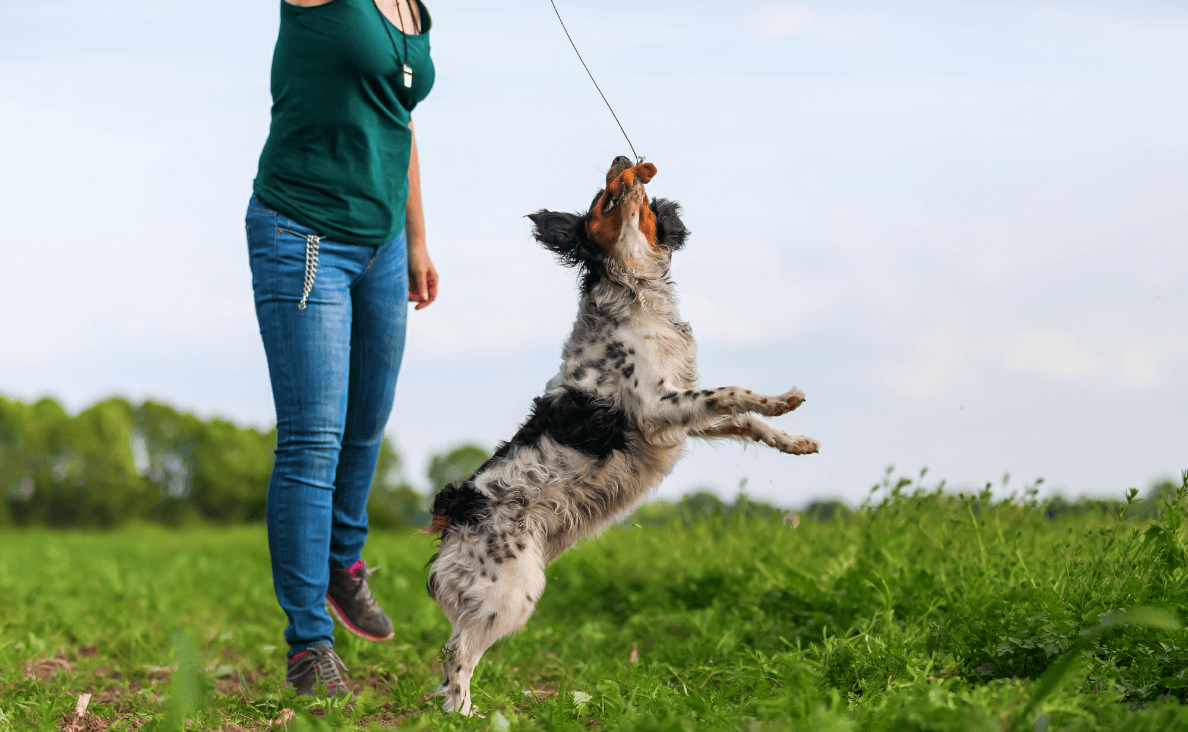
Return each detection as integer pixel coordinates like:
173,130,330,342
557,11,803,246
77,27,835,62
773,434,818,455
792,438,819,455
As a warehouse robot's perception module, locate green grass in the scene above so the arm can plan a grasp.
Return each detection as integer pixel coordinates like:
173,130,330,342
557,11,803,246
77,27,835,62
2,474,1187,731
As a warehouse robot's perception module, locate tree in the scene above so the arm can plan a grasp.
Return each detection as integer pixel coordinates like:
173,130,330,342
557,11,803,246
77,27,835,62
0,394,36,526
190,418,275,522
66,397,156,525
366,436,429,529
427,444,490,494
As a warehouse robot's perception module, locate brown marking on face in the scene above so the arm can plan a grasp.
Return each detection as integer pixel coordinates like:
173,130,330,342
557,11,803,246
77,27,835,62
586,162,660,253
638,194,657,246
586,191,626,252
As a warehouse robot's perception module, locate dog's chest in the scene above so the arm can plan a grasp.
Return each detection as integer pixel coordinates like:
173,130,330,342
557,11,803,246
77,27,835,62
558,317,693,392
626,316,694,386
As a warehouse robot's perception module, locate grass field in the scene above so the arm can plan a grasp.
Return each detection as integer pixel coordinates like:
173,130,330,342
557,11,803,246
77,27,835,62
2,473,1187,732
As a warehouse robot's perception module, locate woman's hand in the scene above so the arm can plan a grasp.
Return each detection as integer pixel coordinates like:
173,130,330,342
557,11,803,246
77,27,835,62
404,119,436,309
408,240,438,309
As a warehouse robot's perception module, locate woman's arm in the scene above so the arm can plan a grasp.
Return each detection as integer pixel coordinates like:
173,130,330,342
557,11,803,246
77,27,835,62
406,120,438,309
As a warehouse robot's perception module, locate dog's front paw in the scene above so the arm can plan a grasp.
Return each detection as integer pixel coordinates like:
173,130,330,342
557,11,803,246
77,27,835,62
754,388,805,417
760,425,817,453
775,388,806,416
763,430,818,455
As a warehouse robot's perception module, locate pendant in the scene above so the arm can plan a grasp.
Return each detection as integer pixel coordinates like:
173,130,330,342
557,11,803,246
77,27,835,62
402,63,413,88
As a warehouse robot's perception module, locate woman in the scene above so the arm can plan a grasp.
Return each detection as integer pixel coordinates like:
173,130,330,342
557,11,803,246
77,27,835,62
245,0,436,696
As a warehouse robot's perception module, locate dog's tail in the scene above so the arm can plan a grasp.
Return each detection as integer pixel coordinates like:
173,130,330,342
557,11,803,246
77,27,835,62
426,480,490,536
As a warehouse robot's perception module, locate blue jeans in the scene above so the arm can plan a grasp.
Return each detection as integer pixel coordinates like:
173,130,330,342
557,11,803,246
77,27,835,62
245,194,408,654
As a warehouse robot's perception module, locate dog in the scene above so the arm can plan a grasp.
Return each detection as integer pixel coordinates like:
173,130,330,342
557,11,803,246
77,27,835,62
426,156,818,715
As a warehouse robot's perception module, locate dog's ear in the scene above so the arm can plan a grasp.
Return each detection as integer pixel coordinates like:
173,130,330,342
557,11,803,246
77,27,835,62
527,210,592,267
650,198,688,252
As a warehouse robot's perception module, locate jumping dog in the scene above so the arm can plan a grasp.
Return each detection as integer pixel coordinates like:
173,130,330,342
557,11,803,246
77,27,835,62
426,157,818,714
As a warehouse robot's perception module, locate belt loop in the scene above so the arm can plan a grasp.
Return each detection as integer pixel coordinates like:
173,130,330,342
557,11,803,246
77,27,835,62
298,233,320,310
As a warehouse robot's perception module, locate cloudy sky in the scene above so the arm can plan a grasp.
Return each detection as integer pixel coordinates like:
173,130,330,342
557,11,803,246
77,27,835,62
2,0,1185,506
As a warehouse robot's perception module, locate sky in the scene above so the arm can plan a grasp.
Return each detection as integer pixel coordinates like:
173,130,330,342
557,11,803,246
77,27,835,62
1,0,1185,506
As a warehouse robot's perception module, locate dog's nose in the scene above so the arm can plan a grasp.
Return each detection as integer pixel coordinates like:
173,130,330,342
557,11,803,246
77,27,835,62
607,155,634,180
605,156,637,190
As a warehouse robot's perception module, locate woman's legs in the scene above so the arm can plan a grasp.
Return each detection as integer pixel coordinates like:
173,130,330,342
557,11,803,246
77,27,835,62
246,196,404,654
329,230,409,569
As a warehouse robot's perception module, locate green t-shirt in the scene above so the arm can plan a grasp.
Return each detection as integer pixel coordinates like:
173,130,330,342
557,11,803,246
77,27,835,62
254,0,435,246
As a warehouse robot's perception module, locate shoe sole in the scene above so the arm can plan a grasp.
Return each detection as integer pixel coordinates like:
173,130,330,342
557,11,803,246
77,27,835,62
325,596,395,642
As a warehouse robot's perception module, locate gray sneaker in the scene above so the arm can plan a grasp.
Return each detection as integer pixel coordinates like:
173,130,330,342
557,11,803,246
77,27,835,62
326,560,395,641
286,644,348,697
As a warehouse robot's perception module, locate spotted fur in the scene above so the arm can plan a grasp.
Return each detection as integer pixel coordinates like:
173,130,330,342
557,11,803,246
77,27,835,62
427,157,818,715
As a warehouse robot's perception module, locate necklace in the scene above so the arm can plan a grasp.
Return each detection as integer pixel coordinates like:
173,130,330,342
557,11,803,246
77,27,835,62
377,0,415,88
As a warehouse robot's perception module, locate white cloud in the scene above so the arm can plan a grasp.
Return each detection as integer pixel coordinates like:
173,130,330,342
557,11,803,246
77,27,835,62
1120,346,1161,390
884,324,1180,402
746,1,864,42
750,1,815,38
884,318,970,399
1005,331,1097,380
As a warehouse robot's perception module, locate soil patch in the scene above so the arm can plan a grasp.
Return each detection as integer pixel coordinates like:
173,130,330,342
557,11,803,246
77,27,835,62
25,649,76,684
358,711,415,728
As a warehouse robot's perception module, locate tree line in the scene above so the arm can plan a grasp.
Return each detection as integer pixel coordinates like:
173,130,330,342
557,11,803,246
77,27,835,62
0,395,492,529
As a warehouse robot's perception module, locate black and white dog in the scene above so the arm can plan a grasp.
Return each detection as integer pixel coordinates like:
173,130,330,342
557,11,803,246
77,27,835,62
427,157,818,715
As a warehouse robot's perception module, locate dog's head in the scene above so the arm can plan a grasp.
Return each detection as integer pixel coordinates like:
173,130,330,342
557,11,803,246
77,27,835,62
528,156,688,280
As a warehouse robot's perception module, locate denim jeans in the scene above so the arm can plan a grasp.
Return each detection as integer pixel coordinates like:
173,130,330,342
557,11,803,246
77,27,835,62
245,194,408,654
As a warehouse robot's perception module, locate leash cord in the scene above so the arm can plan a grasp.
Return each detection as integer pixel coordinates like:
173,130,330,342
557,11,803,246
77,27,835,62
548,0,640,161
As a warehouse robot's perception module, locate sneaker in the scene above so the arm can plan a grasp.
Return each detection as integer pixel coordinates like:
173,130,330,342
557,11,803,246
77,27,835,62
286,644,349,697
326,560,395,641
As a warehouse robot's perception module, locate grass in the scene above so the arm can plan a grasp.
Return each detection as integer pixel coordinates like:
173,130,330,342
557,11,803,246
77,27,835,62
1,472,1187,731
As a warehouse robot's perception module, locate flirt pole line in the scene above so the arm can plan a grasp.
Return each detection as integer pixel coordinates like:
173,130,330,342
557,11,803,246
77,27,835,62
548,0,641,162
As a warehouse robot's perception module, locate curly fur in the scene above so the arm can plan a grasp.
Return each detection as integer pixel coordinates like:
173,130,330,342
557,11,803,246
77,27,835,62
426,157,818,715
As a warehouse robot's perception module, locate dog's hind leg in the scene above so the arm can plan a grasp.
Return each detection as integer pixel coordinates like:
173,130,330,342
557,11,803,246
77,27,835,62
437,536,547,715
690,414,819,455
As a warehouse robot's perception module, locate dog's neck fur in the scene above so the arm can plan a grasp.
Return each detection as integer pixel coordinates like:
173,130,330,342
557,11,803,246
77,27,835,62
589,263,675,320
